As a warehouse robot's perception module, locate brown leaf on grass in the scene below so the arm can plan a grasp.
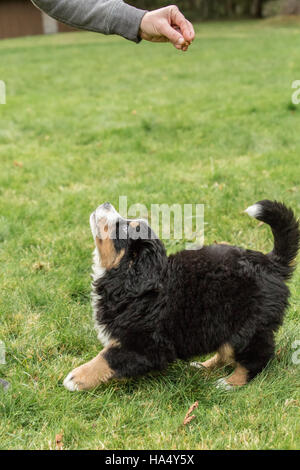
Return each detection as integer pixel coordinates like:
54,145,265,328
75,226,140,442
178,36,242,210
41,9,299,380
276,347,285,362
183,401,198,426
131,110,137,115
183,415,196,425
13,161,23,167
257,221,264,227
55,433,64,450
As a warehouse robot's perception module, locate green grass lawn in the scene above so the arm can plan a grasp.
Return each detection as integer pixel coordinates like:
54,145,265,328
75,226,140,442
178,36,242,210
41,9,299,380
0,19,300,450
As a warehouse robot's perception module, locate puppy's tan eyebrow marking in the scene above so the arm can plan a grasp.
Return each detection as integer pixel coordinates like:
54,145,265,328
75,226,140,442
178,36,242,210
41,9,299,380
129,221,140,228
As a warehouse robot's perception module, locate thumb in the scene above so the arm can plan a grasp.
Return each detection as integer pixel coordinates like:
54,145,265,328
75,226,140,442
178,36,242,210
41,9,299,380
159,21,185,47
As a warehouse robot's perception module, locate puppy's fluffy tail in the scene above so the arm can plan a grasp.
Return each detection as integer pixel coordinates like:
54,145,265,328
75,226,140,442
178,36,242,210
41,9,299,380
245,200,300,280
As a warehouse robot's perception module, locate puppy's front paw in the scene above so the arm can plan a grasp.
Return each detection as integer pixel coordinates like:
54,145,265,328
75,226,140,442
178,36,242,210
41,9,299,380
63,352,114,392
63,363,97,392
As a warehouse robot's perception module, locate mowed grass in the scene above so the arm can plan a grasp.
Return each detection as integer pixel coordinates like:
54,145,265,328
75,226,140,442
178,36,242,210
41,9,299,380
0,20,300,450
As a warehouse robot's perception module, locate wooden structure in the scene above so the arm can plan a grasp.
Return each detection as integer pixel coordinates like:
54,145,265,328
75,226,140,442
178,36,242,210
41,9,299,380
0,0,74,39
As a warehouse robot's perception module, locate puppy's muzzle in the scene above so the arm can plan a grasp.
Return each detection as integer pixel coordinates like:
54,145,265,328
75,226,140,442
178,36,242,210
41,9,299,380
90,202,122,240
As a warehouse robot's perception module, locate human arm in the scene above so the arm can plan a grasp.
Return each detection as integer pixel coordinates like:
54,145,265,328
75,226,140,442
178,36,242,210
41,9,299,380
31,1,194,49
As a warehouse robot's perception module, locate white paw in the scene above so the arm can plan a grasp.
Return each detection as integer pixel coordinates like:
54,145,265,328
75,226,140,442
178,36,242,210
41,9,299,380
190,361,207,369
63,358,107,392
215,377,235,392
63,371,79,392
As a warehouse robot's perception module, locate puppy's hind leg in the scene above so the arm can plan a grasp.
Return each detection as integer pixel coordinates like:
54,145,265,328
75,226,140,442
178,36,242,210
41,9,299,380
216,363,249,390
190,343,235,371
217,332,275,390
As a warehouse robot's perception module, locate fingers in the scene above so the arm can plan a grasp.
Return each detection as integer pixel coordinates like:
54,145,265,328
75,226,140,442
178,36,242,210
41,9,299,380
159,21,186,48
169,5,195,43
186,20,195,42
139,5,195,51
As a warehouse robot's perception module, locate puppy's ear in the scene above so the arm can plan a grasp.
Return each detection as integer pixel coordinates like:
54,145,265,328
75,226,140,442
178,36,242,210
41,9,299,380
125,238,167,297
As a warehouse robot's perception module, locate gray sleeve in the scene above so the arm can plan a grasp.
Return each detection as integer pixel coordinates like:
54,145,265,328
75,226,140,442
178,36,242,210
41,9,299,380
31,0,147,42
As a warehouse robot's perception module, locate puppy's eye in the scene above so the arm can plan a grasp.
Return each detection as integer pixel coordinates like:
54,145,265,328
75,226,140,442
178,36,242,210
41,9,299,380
136,225,140,232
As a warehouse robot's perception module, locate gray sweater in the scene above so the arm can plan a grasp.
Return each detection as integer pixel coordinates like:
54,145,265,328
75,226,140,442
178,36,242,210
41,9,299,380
31,0,147,42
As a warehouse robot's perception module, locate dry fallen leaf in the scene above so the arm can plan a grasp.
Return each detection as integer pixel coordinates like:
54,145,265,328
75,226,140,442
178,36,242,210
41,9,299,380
55,433,63,450
183,415,195,425
183,401,198,426
13,161,23,167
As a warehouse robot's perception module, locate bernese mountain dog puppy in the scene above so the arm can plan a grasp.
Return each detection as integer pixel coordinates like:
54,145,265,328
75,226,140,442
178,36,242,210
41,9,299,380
64,200,299,392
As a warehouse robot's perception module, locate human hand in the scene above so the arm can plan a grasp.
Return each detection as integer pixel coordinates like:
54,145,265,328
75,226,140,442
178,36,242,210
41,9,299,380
139,5,195,51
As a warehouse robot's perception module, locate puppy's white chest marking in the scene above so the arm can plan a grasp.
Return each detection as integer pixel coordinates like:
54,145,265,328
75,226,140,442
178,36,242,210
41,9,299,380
91,248,111,347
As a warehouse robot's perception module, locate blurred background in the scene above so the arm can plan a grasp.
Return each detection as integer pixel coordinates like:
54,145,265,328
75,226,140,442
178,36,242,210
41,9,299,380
0,0,74,39
131,0,300,20
0,0,300,40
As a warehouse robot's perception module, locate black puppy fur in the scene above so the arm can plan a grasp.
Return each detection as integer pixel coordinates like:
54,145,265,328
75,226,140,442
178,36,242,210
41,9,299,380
65,200,299,391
